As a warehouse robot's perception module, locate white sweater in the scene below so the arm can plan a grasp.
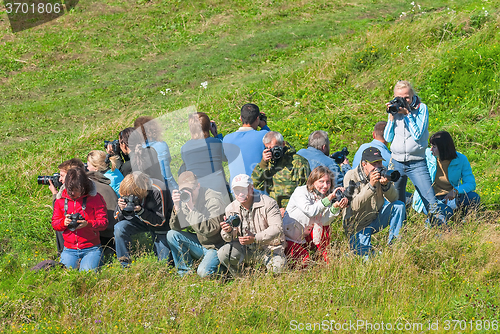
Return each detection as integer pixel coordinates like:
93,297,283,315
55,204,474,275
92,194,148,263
283,185,340,244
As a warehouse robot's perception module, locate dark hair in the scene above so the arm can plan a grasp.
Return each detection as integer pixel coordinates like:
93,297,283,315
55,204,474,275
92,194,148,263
119,127,135,147
134,116,162,142
240,103,260,125
58,158,85,172
188,112,211,139
306,166,336,193
430,131,457,161
65,168,93,199
373,121,387,139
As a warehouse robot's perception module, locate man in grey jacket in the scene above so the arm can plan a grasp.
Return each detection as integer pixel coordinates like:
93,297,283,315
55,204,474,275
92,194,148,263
218,174,286,274
167,171,228,277
342,147,405,257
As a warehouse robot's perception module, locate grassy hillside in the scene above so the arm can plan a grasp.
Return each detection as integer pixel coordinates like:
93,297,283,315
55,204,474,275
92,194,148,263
1,0,500,332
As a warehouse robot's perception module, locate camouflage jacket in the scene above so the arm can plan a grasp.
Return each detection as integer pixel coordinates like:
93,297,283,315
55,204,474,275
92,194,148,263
251,142,310,208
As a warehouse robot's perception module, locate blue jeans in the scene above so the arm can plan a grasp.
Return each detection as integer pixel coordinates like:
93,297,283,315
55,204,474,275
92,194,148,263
390,159,452,224
166,230,221,277
114,218,171,267
436,191,481,214
60,245,102,271
349,200,405,257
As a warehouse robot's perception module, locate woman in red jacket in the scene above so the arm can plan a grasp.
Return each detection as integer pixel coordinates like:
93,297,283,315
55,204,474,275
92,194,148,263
52,168,108,271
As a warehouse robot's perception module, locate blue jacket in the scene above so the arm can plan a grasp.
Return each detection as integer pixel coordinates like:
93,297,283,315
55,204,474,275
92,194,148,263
352,140,392,169
412,148,476,213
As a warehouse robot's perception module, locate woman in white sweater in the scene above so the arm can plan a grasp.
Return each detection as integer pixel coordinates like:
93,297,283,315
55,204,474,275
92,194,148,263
283,166,348,268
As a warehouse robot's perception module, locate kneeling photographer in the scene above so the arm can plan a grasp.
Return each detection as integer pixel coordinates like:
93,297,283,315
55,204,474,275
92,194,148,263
51,168,108,271
114,172,173,267
217,174,286,275
167,171,228,278
342,147,405,258
251,131,310,211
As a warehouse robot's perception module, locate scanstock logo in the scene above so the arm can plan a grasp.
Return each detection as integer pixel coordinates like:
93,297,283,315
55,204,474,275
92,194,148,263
3,0,79,33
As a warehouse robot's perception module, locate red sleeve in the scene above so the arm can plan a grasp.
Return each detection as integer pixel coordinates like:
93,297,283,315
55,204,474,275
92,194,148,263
51,199,67,231
86,194,108,232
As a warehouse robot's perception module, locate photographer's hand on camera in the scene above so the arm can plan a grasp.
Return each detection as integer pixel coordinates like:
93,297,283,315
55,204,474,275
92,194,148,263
220,220,233,233
48,179,58,195
262,147,272,162
171,189,181,211
369,168,381,187
258,112,267,129
117,197,127,210
209,121,218,137
64,215,88,230
328,187,349,209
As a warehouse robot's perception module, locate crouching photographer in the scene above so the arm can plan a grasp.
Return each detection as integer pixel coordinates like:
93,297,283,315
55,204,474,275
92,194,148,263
51,168,108,271
217,174,286,275
105,127,135,177
342,147,405,258
114,172,173,267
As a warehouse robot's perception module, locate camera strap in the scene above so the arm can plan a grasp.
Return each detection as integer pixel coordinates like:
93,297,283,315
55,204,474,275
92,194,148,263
64,197,87,216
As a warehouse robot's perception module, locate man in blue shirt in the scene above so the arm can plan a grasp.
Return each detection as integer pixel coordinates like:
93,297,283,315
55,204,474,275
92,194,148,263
297,130,346,187
352,121,391,169
223,104,270,184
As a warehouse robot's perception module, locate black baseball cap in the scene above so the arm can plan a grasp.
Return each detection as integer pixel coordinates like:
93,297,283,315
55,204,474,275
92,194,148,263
362,147,385,163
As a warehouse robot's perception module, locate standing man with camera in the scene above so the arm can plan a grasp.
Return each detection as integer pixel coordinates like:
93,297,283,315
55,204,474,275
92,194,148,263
251,131,310,211
383,80,451,225
222,103,270,183
167,171,228,277
342,147,405,258
217,174,286,275
297,130,348,186
114,172,173,267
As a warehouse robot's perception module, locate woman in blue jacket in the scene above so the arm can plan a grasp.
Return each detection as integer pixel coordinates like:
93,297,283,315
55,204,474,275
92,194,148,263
412,131,480,214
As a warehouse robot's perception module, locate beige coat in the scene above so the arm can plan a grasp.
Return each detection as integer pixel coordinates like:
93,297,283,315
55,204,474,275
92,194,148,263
222,192,285,251
342,165,398,235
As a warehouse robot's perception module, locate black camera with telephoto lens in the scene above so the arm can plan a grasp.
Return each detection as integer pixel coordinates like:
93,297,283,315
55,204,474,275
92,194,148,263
37,173,63,189
179,189,192,203
386,96,408,115
331,147,349,165
374,167,401,182
225,214,241,228
67,213,84,231
333,180,358,204
122,195,140,218
270,146,285,162
259,113,267,123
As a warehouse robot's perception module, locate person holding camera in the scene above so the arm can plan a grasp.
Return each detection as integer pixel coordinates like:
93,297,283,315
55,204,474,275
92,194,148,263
87,150,124,196
105,127,135,178
412,131,480,215
342,147,405,258
167,171,228,277
114,172,173,267
45,158,86,255
52,168,108,271
223,103,270,183
217,174,286,275
383,80,450,225
251,131,310,210
180,112,230,202
283,166,349,268
297,130,348,186
133,116,178,190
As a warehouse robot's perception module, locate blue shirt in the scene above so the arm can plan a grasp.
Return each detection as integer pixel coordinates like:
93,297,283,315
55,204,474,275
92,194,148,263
104,168,124,197
297,146,344,187
352,140,392,169
223,125,270,184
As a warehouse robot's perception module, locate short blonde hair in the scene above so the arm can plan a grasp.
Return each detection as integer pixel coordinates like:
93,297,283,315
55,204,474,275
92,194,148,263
87,150,118,172
119,172,151,200
394,80,416,96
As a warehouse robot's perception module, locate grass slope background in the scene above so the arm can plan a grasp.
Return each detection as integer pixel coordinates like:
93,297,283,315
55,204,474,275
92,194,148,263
1,0,500,332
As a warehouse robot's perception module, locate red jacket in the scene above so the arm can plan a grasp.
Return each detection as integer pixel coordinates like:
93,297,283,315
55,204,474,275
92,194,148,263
52,185,108,250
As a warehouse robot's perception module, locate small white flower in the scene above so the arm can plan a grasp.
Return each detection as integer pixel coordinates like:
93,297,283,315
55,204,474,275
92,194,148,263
200,81,208,89
232,119,236,123
410,1,415,6
406,45,410,51
166,88,171,92
294,102,300,107
169,316,176,321
160,91,165,95
300,60,305,64
418,4,421,9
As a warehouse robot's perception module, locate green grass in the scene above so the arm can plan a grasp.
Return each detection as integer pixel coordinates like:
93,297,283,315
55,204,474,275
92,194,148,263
1,0,500,332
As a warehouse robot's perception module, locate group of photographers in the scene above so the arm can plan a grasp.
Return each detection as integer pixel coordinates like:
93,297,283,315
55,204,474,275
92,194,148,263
40,79,479,273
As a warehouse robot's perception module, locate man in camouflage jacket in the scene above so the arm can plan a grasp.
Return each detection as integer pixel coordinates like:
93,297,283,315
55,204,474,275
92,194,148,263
251,131,310,210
